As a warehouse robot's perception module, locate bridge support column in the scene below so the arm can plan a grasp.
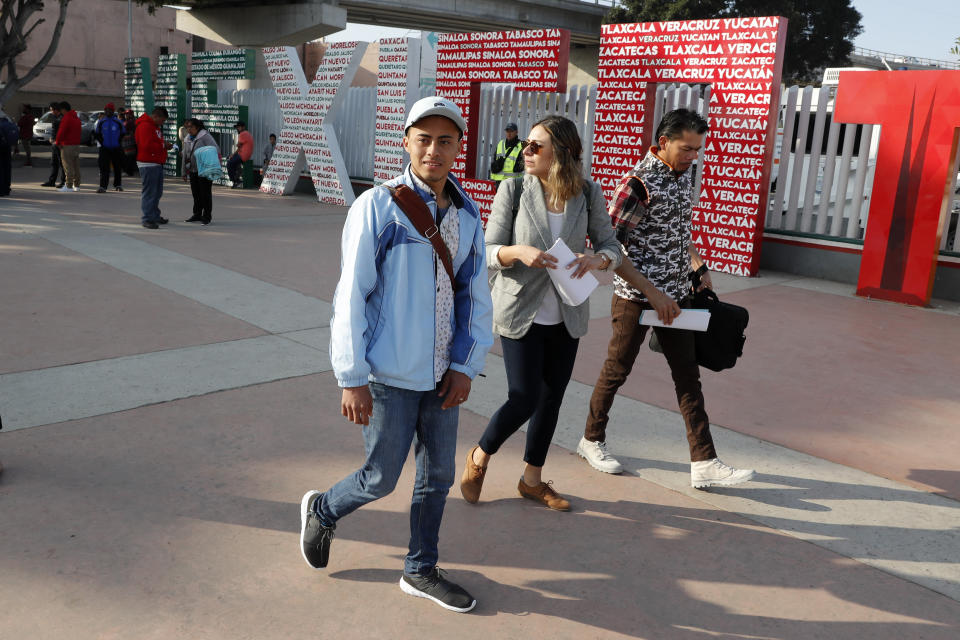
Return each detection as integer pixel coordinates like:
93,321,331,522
175,1,346,47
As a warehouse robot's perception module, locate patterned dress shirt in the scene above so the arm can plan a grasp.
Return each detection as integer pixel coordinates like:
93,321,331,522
410,171,460,383
612,148,694,304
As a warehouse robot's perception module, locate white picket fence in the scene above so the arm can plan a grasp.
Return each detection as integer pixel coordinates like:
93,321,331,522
764,84,960,253
216,87,376,179
217,83,960,254
216,89,284,167
474,84,598,177
764,85,879,242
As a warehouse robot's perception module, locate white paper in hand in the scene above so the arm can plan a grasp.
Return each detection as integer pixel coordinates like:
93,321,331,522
639,309,711,331
544,238,599,306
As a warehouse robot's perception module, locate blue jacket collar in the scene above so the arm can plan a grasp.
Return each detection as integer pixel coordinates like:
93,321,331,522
402,165,475,217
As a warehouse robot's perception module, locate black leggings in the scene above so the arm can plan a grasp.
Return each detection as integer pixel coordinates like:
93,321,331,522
479,323,579,467
189,172,213,219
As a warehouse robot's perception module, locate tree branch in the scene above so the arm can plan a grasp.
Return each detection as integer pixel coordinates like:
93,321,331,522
0,0,70,105
22,15,44,41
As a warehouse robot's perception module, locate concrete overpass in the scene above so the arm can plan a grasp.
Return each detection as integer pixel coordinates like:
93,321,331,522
174,0,609,47
849,47,960,71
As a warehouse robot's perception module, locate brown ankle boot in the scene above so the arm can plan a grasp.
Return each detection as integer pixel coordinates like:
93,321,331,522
517,479,570,511
460,445,487,504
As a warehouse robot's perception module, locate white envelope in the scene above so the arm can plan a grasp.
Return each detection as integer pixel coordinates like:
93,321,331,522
639,309,711,331
543,238,599,306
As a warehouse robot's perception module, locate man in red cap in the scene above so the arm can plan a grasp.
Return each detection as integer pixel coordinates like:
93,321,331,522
95,103,126,193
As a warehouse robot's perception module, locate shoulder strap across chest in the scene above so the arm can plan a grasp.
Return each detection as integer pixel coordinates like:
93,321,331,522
385,184,456,289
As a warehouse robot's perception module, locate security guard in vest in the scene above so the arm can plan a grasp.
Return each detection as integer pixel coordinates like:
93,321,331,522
489,122,524,183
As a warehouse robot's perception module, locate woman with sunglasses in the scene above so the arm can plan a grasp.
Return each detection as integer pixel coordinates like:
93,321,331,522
460,115,622,511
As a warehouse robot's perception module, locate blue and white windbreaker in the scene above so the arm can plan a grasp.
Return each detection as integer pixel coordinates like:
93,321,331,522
329,166,494,391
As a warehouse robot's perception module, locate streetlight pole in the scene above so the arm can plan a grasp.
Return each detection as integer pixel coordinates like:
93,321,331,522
128,0,132,58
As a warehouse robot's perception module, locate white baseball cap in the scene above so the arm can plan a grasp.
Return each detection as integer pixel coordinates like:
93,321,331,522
404,96,467,134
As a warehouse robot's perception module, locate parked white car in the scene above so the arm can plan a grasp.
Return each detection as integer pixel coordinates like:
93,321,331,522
32,110,95,145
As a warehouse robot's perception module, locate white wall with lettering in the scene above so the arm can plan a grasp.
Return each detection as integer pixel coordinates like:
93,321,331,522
259,42,368,205
373,38,421,185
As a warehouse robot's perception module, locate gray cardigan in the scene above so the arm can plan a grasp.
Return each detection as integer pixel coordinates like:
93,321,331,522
181,129,219,175
485,174,623,339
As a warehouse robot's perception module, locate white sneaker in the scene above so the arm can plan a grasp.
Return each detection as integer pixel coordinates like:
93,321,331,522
58,185,72,192
577,437,623,474
691,458,755,489
71,186,79,192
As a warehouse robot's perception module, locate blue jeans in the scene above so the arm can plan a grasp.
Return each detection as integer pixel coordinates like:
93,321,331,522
316,382,459,576
139,164,163,223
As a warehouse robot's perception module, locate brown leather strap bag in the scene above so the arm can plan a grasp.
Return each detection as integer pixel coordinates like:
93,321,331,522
385,184,456,289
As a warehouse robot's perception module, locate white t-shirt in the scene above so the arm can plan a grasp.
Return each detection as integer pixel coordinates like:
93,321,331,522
533,211,564,325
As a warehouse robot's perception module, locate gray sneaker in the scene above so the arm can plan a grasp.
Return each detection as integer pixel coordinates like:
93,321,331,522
399,567,476,613
300,490,335,568
691,458,755,489
577,437,623,474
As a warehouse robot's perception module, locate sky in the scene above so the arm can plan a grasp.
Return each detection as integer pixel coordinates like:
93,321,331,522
851,0,958,62
325,1,960,64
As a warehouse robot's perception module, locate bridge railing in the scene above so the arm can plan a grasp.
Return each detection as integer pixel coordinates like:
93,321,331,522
852,46,960,71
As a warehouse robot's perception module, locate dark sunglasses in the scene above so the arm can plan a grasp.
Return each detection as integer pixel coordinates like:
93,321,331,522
522,140,546,155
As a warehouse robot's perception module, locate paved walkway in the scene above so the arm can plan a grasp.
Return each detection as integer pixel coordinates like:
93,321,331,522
2,159,959,638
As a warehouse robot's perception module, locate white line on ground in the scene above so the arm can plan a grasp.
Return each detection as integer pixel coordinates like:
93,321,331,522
0,332,332,431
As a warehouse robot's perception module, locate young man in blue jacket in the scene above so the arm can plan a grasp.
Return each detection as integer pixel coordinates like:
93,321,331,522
299,97,493,613
95,103,126,193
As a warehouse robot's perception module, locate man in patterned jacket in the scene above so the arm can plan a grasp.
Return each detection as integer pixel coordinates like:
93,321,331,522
576,108,755,489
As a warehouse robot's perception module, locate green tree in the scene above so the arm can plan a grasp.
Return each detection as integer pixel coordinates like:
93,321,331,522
608,0,732,24
0,0,71,107
607,0,863,84
951,37,959,58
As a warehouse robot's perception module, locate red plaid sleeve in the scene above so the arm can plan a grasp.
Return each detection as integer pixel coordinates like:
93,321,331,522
608,174,649,239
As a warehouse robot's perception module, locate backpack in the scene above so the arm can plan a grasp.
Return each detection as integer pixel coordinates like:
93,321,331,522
510,176,592,220
0,119,19,146
194,145,223,181
491,177,596,288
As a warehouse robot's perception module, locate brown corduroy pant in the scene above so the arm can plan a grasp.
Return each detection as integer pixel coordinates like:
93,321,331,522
585,294,717,462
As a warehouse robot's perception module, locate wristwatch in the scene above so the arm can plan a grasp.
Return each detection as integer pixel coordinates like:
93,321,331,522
598,253,612,271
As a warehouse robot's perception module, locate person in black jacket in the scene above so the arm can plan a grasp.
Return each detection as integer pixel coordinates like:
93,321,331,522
0,113,16,196
121,110,138,176
40,102,65,187
95,103,126,192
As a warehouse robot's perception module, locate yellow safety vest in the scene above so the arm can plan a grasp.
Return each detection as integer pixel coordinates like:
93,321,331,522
490,139,524,181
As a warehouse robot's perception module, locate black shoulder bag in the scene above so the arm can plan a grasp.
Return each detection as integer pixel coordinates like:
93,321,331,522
649,269,749,372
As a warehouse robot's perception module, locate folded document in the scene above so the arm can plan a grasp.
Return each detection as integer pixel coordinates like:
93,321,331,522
544,238,599,306
639,309,711,331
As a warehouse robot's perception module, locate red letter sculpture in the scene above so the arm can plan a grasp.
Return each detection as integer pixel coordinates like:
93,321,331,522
834,71,960,305
436,28,570,219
